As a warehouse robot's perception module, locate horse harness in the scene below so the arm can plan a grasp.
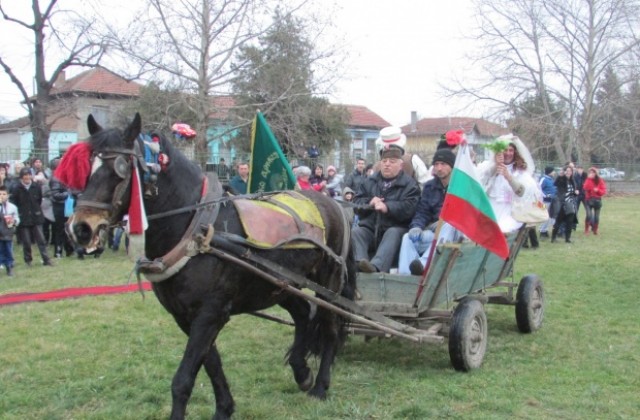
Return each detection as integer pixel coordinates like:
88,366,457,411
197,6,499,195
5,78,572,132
77,142,351,294
76,139,152,227
137,188,351,297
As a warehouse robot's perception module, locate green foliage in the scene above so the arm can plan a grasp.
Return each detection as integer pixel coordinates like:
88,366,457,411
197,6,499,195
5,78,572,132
231,10,348,156
1,196,639,418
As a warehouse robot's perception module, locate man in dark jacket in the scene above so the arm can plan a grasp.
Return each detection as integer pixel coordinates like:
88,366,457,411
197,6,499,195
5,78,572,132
10,167,54,266
343,158,367,193
397,148,456,275
352,145,420,273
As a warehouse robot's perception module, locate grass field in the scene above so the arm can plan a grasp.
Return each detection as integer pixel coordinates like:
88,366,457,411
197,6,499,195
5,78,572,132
1,196,638,419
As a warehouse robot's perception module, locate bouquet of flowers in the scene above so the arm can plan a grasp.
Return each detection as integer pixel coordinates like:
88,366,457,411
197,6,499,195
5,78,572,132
484,138,510,153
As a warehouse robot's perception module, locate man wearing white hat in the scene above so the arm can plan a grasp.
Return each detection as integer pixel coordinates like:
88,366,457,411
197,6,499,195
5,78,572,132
352,144,421,273
375,126,430,187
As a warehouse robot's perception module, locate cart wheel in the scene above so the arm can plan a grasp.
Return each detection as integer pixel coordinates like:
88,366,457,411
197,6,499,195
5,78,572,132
448,298,488,372
515,275,545,333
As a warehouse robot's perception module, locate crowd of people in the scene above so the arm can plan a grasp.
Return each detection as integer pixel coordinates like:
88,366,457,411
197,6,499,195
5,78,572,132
0,156,132,278
1,128,607,279
287,126,608,275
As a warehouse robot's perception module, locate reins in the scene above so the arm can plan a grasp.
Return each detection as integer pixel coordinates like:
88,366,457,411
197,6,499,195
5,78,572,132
145,192,374,222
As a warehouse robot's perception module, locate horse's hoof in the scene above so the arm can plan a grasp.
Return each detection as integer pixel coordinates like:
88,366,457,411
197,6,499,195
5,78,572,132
298,370,314,392
307,386,327,400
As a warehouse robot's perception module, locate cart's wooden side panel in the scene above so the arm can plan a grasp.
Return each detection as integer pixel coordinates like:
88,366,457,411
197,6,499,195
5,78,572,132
416,231,522,311
355,228,526,318
356,274,421,317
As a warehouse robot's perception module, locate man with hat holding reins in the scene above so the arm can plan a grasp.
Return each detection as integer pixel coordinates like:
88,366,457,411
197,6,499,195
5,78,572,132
375,126,430,188
397,145,458,275
352,144,421,273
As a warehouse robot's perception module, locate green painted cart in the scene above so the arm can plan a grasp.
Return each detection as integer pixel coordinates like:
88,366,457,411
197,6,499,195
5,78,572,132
211,225,544,372
351,226,545,371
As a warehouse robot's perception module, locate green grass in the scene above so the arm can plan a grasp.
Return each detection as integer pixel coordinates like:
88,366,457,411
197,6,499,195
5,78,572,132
1,196,639,419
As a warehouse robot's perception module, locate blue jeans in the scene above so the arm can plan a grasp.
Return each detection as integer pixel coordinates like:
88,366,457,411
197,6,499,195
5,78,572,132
0,239,14,268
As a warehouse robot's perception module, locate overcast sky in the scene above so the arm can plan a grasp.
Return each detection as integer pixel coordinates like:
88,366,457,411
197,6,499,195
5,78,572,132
0,0,477,126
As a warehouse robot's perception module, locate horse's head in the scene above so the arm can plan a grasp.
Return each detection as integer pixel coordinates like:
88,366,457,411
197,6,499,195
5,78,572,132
65,113,142,252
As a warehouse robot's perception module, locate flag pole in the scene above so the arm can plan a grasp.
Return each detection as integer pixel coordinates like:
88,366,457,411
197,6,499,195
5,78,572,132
412,219,444,307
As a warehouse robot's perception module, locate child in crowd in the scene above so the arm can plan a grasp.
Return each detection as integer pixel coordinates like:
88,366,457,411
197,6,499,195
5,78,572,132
0,185,20,276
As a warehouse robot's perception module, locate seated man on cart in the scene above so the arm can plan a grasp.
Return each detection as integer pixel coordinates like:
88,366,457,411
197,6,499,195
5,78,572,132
352,144,420,273
397,147,461,275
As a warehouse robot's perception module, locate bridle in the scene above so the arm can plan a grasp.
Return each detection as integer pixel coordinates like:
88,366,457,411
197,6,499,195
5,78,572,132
75,143,148,226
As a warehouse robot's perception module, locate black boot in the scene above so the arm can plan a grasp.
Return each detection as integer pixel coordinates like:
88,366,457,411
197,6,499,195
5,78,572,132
565,229,572,243
6,266,13,277
551,227,558,243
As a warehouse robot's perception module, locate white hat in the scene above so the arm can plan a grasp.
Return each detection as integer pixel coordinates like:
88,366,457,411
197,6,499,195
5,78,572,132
375,126,406,151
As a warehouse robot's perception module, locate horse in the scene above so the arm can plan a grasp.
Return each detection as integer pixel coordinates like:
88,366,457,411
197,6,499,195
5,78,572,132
62,113,357,419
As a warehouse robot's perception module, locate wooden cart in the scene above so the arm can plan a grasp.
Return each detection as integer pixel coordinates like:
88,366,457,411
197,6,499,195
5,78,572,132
209,226,544,371
351,226,545,370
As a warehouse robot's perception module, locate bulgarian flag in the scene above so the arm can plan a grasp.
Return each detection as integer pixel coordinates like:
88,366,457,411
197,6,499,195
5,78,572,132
440,144,509,259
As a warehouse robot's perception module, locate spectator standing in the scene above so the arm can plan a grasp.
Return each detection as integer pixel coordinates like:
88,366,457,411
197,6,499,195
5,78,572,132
307,144,320,162
309,164,327,194
229,162,250,194
551,165,579,243
49,158,73,257
294,166,323,192
344,158,367,194
10,168,54,266
340,187,356,224
538,166,558,238
0,185,19,276
352,144,421,273
217,158,230,180
0,163,10,188
582,167,607,235
30,157,51,179
35,171,54,246
325,165,342,198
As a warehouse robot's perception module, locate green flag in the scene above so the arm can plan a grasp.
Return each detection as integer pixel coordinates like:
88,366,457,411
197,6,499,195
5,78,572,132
248,112,297,193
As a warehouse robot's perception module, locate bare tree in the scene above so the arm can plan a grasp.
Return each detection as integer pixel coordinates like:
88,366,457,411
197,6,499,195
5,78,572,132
0,0,107,158
104,0,344,165
445,0,640,165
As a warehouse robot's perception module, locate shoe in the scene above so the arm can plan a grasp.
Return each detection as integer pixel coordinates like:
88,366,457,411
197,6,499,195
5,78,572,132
6,266,13,277
43,260,55,266
523,243,530,248
77,253,85,260
409,259,424,276
540,232,549,238
55,253,62,258
25,261,32,267
565,239,572,243
358,259,378,273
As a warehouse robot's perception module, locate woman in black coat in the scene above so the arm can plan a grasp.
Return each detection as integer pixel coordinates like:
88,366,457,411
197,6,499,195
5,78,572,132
552,165,579,243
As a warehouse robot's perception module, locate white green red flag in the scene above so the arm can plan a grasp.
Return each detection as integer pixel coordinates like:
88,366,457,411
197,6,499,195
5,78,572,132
440,144,509,259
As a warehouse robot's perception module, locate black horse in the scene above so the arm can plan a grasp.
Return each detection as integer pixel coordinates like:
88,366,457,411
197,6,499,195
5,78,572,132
63,113,356,419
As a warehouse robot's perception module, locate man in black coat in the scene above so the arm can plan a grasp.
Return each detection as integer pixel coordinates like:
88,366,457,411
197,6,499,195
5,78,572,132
352,145,420,273
10,167,53,266
343,158,367,193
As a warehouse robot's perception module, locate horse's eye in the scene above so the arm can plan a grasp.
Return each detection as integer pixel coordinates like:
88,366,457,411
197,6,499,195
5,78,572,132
113,155,130,179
